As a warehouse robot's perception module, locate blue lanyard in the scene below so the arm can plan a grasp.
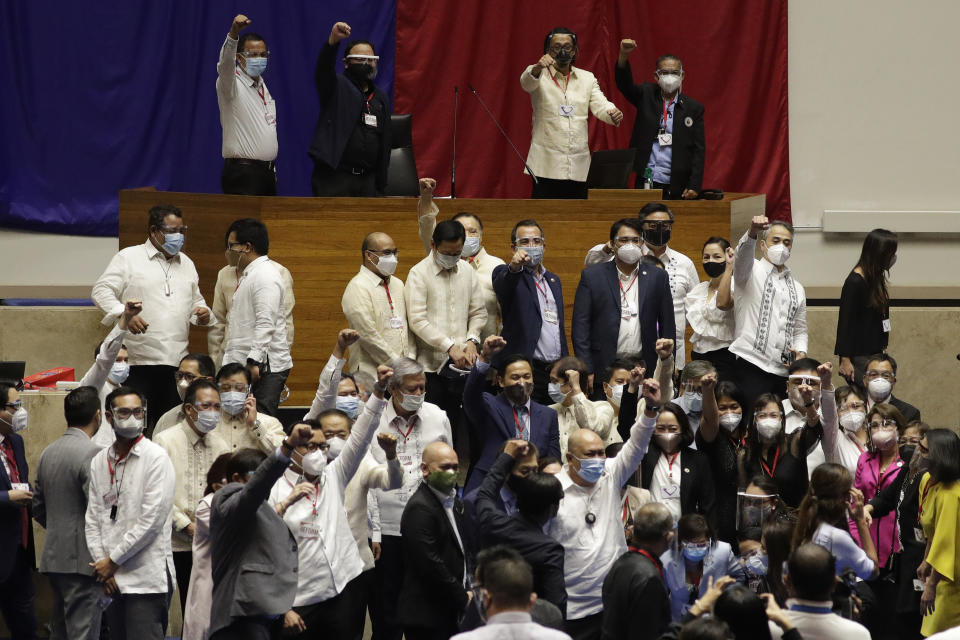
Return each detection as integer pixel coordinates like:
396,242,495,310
790,604,833,614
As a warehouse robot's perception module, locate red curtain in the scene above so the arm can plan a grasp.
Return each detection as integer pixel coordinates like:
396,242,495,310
395,0,790,221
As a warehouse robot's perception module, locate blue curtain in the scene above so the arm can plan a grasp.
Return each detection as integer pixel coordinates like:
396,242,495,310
0,1,396,236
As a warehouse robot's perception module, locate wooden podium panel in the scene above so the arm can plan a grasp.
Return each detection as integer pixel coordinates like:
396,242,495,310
119,190,764,405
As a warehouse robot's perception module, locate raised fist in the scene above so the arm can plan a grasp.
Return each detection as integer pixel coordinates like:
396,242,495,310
329,22,351,46
619,39,637,56
230,15,252,38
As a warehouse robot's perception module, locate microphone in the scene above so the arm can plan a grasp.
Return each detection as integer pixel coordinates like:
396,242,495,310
451,86,458,199
467,84,539,184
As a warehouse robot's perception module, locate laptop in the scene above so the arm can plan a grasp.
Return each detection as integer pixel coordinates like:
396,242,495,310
586,148,637,189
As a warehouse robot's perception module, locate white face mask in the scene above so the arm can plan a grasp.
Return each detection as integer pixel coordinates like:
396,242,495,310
719,413,742,432
192,409,219,434
867,378,893,401
326,436,347,460
435,251,461,270
462,236,481,258
109,362,130,384
301,450,327,477
607,384,624,408
2,407,28,433
765,243,790,266
871,429,897,451
113,415,145,439
373,252,398,277
399,392,424,413
617,243,643,265
756,417,781,441
657,73,682,94
177,378,191,401
839,410,866,433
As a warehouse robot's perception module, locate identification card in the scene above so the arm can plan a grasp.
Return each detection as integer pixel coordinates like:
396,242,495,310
102,490,118,508
299,521,321,539
364,113,378,127
399,454,413,466
389,316,404,330
882,319,892,332
621,306,636,320
914,579,925,592
543,309,559,324
658,133,673,146
914,527,925,542
265,112,277,126
558,104,574,117
11,482,29,492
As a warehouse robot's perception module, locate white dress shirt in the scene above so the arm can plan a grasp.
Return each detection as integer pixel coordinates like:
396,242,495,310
368,400,453,539
643,245,698,369
154,421,231,552
451,611,572,640
92,240,213,367
418,199,505,340
649,450,683,522
208,262,295,369
268,395,386,605
213,411,285,453
181,493,214,640
305,354,345,421
768,600,872,640
347,453,403,571
342,266,415,378
550,394,616,456
685,280,735,355
616,265,642,356
520,65,618,182
783,387,837,479
548,418,655,620
822,425,869,476
404,253,487,372
77,324,127,448
216,35,278,161
152,406,187,437
223,256,292,371
85,437,177,594
729,232,808,376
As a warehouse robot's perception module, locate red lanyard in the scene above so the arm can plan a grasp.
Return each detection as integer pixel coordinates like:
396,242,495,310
236,70,267,106
107,435,144,485
512,408,527,436
365,91,375,113
533,276,550,303
760,446,781,478
382,281,395,314
660,98,675,131
394,415,418,444
550,69,571,96
849,433,866,454
619,272,638,297
665,451,680,478
630,546,664,581
918,479,939,520
1,442,19,482
727,434,746,450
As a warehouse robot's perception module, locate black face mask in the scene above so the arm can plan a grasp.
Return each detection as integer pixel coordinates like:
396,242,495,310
643,228,671,247
554,50,574,66
345,63,376,84
506,473,526,494
703,260,726,278
503,382,533,406
899,444,916,464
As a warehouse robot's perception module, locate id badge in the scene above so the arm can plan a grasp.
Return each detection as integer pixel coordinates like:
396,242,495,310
914,579,925,592
399,454,413,466
914,527,925,542
389,316,404,330
265,100,277,127
882,318,892,332
543,309,559,324
11,482,29,492
299,521,320,540
102,490,118,508
658,133,673,146
558,104,574,117
621,306,636,320
364,113,378,127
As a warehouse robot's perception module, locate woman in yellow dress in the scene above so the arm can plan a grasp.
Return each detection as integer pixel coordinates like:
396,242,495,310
917,428,960,637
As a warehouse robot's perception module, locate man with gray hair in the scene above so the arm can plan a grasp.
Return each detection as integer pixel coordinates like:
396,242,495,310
674,359,716,441
729,215,808,406
367,356,453,640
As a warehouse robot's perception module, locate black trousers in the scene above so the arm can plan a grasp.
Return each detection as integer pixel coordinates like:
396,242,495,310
369,535,404,640
732,355,787,408
530,358,557,406
221,159,277,196
311,162,377,197
291,572,367,640
0,545,36,640
425,372,467,461
126,364,180,435
210,617,276,640
253,368,289,417
691,347,737,385
566,611,602,640
531,177,587,199
172,550,192,615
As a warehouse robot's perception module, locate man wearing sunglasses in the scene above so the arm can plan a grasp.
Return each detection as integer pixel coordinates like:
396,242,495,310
217,14,279,196
310,20,392,197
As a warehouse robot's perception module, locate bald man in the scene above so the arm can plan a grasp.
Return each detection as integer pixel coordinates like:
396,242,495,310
399,441,468,640
547,378,661,640
342,232,415,378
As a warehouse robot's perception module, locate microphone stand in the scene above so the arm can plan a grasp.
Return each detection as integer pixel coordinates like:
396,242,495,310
467,84,539,184
451,86,458,199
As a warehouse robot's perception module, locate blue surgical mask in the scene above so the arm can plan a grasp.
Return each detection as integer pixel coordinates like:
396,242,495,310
682,542,709,563
245,57,268,77
109,362,130,384
522,245,544,266
744,550,768,576
462,236,482,258
547,382,568,404
220,391,247,416
683,391,702,413
162,232,184,255
336,395,360,419
576,457,605,484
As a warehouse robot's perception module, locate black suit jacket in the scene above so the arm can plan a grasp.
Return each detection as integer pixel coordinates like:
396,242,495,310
602,549,671,640
890,395,921,424
0,432,34,581
475,453,567,617
309,41,392,192
615,61,705,198
399,482,468,630
640,445,716,524
492,264,568,363
572,260,675,376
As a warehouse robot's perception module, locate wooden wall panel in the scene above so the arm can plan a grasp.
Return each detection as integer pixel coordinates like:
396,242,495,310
119,190,761,404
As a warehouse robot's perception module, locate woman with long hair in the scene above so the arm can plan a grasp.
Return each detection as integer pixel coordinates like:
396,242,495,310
835,228,898,383
685,236,736,381
792,463,879,580
917,428,960,636
823,384,871,474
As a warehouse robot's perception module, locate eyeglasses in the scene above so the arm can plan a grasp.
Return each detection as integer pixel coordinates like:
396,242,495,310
643,220,673,230
159,225,188,234
192,402,222,412
218,383,250,394
240,51,270,59
840,401,866,412
899,437,921,446
515,236,544,247
112,407,145,419
787,375,821,387
305,442,330,452
345,54,380,62
682,383,702,394
868,420,898,430
3,401,22,411
175,371,205,384
864,370,895,381
549,45,575,54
